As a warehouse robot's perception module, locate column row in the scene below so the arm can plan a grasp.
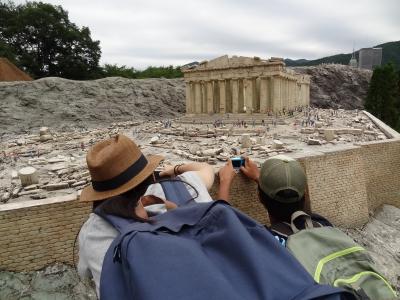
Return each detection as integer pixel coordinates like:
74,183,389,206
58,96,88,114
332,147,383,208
185,76,309,114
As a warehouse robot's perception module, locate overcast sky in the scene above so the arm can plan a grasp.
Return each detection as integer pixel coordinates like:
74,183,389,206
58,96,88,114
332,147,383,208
14,0,400,69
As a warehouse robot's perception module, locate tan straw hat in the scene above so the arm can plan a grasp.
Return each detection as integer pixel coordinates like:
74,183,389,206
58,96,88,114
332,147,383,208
80,134,164,202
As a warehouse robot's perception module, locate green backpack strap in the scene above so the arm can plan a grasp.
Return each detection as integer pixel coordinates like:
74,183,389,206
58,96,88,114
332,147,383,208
270,211,324,237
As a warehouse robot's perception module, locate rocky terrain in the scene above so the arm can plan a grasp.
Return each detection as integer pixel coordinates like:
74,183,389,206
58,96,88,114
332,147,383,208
346,204,400,294
294,64,372,109
0,264,96,299
0,65,372,135
0,77,185,134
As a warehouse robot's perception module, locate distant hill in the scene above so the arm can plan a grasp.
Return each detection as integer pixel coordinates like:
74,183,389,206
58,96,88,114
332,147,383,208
285,41,400,68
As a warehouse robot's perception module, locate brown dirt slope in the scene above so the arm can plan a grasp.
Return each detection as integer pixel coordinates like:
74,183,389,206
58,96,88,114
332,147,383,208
0,58,32,81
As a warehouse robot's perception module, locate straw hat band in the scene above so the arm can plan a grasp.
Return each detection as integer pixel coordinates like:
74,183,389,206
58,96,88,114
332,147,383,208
91,154,148,192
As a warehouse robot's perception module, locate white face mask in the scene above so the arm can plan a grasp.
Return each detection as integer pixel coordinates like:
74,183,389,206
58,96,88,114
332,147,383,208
144,203,167,216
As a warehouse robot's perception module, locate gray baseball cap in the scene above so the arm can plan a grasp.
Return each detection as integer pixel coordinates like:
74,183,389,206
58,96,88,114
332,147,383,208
258,155,306,203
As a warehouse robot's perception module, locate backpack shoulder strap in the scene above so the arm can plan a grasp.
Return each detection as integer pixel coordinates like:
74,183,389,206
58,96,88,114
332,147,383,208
159,179,193,206
270,222,293,238
270,211,328,237
310,213,333,227
291,211,313,233
93,179,200,232
93,202,135,233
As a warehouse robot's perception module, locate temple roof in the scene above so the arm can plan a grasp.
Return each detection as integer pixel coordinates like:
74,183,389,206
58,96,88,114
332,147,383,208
183,55,285,71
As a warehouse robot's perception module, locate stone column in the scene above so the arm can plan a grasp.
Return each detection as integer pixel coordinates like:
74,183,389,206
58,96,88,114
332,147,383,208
290,80,293,108
252,77,258,113
231,78,239,113
225,79,232,113
259,76,268,114
185,82,191,114
286,79,290,109
206,81,214,113
189,82,196,113
287,79,290,109
296,83,300,107
201,81,207,113
244,77,253,114
300,83,304,107
290,80,294,109
272,76,281,112
300,84,303,107
284,78,288,110
219,79,226,114
194,81,202,114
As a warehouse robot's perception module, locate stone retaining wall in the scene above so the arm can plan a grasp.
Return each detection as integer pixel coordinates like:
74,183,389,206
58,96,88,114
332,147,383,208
1,139,399,272
361,140,400,211
0,195,91,272
298,147,369,227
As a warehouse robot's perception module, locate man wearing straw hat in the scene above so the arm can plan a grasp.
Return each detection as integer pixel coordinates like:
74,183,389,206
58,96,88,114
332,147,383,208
77,134,235,296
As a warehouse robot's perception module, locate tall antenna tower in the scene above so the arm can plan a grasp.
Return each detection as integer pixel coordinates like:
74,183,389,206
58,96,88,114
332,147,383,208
349,41,358,68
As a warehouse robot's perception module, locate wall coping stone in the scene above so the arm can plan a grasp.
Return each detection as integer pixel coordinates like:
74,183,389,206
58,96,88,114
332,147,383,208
363,110,400,139
0,193,78,212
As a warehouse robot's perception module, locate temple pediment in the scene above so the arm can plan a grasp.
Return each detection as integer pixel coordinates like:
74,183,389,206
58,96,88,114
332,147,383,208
193,55,284,70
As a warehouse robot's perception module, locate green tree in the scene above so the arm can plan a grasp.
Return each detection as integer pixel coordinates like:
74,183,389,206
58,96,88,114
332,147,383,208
100,64,183,79
0,1,101,79
365,63,399,129
0,40,16,62
102,64,137,78
136,65,183,79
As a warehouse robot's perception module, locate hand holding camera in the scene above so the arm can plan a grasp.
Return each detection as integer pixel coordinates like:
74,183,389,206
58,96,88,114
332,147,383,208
218,159,236,184
239,157,260,183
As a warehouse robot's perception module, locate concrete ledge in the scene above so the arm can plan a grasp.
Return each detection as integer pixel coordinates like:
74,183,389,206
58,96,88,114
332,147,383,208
0,193,78,212
363,110,400,138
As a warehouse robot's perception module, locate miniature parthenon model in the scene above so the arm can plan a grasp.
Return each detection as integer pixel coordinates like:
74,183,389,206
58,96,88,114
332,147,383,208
182,55,311,114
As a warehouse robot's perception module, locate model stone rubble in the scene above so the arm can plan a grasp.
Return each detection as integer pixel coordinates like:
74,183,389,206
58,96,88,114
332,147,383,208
0,108,389,205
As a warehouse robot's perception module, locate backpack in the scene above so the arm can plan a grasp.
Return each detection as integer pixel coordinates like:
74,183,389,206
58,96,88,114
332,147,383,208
95,180,356,300
270,211,397,300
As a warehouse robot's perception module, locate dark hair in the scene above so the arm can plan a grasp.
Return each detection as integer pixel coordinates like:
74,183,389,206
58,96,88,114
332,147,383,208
258,186,306,223
96,175,155,222
93,175,200,222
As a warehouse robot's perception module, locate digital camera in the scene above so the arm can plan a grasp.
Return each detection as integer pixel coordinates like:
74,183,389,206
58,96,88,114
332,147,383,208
231,156,245,169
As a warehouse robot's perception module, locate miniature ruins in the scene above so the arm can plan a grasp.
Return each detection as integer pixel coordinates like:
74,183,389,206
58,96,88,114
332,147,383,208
182,55,310,114
0,108,392,205
1,58,400,292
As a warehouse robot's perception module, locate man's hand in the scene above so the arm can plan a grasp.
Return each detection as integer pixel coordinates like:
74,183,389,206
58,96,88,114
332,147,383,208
218,160,236,185
217,160,236,202
240,157,260,183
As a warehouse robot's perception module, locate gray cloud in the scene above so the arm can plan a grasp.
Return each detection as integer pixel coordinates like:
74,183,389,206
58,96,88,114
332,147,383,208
11,0,400,68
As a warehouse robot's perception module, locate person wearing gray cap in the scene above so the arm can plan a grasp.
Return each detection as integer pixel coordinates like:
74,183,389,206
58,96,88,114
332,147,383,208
240,155,332,243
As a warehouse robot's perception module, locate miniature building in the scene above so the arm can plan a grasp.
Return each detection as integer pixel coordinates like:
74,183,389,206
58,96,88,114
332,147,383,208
182,55,310,114
0,57,32,81
358,48,382,70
